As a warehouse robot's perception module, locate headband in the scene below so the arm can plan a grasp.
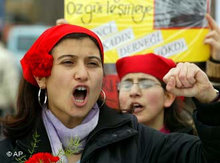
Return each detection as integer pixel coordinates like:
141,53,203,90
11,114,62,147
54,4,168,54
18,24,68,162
20,24,104,86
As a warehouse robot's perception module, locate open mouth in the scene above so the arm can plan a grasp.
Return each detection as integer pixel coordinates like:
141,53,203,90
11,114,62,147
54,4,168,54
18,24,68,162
129,103,144,114
73,86,88,106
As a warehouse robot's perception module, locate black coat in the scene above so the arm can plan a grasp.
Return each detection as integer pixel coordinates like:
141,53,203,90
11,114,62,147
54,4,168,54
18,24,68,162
0,100,220,163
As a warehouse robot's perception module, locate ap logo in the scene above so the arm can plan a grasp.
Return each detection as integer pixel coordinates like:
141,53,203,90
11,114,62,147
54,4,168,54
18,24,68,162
6,151,23,158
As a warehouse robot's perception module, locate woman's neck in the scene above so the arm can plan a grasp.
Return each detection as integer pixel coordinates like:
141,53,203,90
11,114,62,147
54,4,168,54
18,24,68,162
50,109,83,128
144,111,164,130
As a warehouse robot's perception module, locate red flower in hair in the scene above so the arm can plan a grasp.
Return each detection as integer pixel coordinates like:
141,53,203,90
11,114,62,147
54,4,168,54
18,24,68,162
25,152,59,163
28,49,54,78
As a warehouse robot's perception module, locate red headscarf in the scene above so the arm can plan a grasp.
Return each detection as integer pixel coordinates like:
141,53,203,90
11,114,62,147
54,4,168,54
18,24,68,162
116,53,176,81
21,24,104,86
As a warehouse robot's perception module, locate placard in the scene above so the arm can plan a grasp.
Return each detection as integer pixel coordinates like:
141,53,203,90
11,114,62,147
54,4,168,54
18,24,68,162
65,0,210,63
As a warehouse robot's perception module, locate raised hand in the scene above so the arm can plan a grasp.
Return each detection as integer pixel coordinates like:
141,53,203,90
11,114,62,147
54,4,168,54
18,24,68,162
56,18,69,25
163,62,217,103
204,14,220,61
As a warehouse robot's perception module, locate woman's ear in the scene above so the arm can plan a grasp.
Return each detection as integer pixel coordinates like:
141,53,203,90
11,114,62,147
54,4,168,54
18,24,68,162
163,91,176,108
34,76,47,89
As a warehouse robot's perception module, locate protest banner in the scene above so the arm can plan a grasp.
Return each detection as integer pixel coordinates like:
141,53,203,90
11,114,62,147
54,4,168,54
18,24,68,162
65,0,210,63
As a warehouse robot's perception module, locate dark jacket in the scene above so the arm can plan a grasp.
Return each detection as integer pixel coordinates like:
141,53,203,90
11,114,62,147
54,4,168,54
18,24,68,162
0,100,220,163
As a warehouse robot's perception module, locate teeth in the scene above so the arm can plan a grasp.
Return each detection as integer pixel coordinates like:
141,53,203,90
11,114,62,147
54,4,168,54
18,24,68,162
76,87,86,91
133,104,141,108
75,99,84,103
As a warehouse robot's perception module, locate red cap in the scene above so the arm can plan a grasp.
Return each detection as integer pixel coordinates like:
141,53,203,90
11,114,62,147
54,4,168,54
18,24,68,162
116,53,176,80
20,24,104,86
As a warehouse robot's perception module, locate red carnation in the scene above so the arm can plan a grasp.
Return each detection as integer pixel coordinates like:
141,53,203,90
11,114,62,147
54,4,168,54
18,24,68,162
25,152,59,163
29,49,53,78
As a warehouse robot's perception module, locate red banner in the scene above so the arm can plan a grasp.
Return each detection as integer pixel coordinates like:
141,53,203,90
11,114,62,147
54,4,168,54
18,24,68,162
102,74,119,109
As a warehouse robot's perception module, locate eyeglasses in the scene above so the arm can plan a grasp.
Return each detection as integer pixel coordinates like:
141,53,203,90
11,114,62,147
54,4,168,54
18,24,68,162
118,79,161,92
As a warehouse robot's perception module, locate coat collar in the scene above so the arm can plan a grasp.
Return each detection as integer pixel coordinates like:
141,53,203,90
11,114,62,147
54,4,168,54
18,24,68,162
86,104,136,142
82,105,138,162
16,105,138,162
15,106,134,153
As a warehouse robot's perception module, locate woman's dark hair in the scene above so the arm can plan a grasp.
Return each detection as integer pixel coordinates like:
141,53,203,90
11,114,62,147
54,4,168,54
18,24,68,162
160,81,197,135
1,33,103,139
2,77,41,139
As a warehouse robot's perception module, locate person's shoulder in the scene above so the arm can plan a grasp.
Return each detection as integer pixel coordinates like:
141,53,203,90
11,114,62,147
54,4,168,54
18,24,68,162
0,138,14,160
0,138,20,163
0,138,13,151
0,137,10,144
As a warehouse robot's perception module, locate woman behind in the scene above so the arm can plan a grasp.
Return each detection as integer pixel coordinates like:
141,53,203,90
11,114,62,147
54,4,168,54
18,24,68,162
116,53,195,134
0,24,220,163
116,14,220,135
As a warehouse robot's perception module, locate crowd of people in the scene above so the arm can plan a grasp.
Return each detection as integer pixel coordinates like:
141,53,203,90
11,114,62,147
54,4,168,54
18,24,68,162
0,9,219,163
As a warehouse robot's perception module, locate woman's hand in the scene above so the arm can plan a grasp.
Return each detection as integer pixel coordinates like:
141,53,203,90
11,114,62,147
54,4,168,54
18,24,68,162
204,14,220,61
163,62,217,103
56,18,68,25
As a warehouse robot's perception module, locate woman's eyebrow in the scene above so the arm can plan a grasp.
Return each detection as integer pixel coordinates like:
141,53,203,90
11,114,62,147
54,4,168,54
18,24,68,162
139,78,154,81
123,78,133,82
88,56,102,62
57,54,76,60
